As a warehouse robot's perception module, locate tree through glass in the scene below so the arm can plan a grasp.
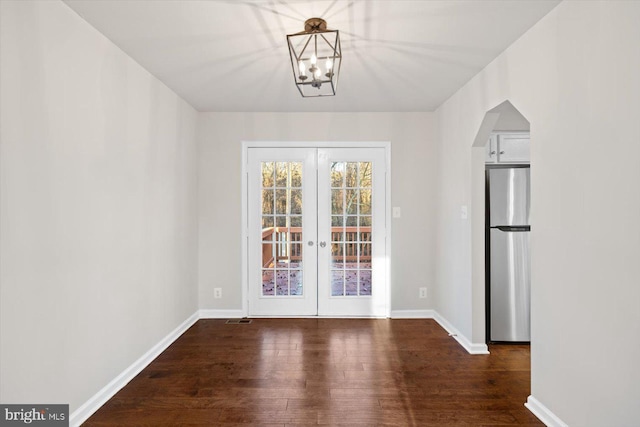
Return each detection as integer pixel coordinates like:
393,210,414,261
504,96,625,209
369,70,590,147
330,162,372,296
261,162,303,296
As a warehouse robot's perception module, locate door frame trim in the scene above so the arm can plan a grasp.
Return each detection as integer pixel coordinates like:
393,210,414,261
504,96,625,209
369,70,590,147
241,141,392,317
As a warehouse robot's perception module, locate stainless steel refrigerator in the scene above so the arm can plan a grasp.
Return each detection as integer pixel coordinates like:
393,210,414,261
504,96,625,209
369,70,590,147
487,166,531,342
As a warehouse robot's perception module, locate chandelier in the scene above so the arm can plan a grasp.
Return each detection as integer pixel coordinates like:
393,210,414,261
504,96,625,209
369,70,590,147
287,18,342,97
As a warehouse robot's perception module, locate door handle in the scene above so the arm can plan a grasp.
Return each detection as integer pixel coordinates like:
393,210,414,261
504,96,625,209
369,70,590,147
319,241,327,248
493,226,530,232
307,241,314,246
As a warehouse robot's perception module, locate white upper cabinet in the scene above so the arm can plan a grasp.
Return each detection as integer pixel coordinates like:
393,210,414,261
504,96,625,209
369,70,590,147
498,133,530,163
486,132,530,164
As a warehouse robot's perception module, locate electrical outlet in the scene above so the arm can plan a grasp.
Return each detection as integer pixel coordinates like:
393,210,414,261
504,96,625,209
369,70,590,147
419,287,427,299
214,288,222,299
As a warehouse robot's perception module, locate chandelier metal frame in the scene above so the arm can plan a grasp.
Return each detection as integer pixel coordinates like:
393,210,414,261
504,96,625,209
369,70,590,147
287,18,342,97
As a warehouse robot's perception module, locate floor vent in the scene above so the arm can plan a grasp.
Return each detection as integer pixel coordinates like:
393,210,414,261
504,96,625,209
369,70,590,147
225,319,252,324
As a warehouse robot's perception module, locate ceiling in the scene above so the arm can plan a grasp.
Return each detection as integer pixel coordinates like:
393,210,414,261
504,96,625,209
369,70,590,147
64,0,560,113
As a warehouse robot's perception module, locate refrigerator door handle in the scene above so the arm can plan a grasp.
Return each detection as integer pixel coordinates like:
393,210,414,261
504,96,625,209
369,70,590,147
493,225,530,232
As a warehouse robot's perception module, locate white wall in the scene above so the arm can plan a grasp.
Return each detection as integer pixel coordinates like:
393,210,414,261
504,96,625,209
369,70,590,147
197,113,437,313
491,102,530,132
435,1,640,425
0,0,199,413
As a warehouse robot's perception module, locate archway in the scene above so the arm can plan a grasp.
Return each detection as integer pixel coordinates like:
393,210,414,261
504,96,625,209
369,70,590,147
470,100,530,344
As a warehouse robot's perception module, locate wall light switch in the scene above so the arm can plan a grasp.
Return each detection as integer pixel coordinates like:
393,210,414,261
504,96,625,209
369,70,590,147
393,207,401,218
460,205,468,220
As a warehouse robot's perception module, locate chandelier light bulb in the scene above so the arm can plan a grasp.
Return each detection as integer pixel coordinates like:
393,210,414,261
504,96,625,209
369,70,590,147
314,68,321,79
298,61,308,80
311,54,317,65
325,58,333,77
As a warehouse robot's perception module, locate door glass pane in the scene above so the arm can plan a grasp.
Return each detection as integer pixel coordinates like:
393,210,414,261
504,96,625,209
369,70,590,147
262,216,274,229
331,189,343,212
359,189,371,214
331,270,345,296
331,163,344,187
290,163,302,187
275,189,287,214
276,162,288,187
290,243,303,261
345,269,358,296
261,161,304,297
331,243,345,264
359,243,372,264
289,269,302,295
359,270,372,295
345,162,358,187
262,190,274,214
359,162,372,187
345,189,358,214
262,270,274,296
262,162,274,187
329,161,373,297
290,190,303,214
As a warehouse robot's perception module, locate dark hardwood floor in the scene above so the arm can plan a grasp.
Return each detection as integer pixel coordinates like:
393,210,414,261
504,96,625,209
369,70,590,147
83,319,542,426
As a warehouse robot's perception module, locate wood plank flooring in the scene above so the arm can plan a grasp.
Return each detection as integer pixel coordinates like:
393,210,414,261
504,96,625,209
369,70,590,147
83,319,542,426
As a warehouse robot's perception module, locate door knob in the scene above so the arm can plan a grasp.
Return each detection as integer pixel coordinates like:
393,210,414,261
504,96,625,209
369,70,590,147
319,241,327,248
307,241,314,246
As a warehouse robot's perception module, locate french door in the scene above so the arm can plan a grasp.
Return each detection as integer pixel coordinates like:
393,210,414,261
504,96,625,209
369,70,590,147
247,146,387,316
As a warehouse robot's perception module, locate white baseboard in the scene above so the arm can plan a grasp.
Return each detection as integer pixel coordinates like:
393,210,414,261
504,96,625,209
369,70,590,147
525,395,568,427
390,309,436,318
389,310,489,355
198,309,245,319
432,311,490,354
69,311,199,427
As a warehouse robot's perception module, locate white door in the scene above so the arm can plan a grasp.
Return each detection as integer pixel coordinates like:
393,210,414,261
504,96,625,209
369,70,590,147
247,146,387,317
247,148,317,316
317,148,387,316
